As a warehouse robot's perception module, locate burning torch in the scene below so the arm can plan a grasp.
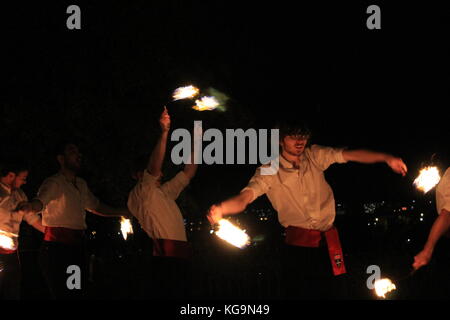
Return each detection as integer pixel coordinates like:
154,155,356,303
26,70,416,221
212,219,251,249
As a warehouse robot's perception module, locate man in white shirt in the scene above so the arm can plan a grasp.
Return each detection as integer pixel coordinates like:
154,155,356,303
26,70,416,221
26,141,131,299
0,162,44,300
128,107,197,298
208,120,408,299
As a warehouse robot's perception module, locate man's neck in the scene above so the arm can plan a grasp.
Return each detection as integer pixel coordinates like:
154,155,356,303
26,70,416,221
60,168,76,182
281,151,301,168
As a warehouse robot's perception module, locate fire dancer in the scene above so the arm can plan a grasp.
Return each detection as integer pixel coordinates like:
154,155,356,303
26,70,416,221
413,167,450,270
127,107,198,299
24,141,130,299
0,162,45,299
208,120,407,299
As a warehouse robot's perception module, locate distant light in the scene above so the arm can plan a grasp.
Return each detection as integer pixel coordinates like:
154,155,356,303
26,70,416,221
407,239,411,242
420,218,424,222
375,218,379,222
420,213,424,217
368,223,371,226
210,230,214,234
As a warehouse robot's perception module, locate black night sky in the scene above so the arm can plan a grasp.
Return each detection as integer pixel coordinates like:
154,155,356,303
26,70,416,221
1,1,449,302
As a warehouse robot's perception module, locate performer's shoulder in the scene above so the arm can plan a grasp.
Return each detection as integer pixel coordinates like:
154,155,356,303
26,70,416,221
42,173,62,184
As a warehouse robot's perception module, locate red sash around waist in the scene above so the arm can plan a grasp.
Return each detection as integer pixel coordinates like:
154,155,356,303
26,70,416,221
285,226,347,276
44,227,85,245
152,239,192,259
0,247,16,255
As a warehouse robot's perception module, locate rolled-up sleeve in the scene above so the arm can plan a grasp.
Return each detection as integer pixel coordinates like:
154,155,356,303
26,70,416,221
310,144,347,171
160,171,190,200
36,178,60,209
241,166,274,202
436,168,450,214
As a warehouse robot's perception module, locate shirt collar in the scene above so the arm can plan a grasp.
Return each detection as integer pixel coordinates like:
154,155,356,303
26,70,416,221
279,153,306,170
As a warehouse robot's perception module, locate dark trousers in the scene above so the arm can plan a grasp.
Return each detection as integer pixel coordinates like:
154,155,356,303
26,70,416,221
135,249,192,299
38,241,88,300
0,252,21,300
281,242,349,300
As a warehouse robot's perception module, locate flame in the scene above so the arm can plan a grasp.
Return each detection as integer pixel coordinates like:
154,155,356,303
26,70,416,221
193,96,219,111
374,278,397,298
120,217,133,240
0,230,18,250
414,166,441,193
172,85,200,101
214,219,250,248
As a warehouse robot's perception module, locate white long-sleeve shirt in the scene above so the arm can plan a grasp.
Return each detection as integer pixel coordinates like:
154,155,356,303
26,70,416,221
128,170,190,241
242,144,347,231
0,182,40,249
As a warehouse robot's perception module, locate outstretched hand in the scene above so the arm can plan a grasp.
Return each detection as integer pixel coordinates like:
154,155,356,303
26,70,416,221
412,249,432,270
386,157,408,176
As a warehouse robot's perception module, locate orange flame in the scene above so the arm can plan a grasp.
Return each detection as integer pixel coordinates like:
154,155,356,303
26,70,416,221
172,85,200,101
120,217,133,240
414,166,441,193
192,96,219,111
374,278,396,298
214,219,250,248
0,230,18,250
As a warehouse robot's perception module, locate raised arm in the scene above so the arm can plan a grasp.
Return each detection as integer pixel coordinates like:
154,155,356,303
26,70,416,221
147,107,171,178
342,149,407,176
207,189,254,224
183,126,201,180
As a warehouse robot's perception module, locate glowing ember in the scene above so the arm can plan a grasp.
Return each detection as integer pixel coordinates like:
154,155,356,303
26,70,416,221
193,96,219,111
374,278,397,298
414,166,441,193
214,219,250,248
0,230,18,250
172,85,200,101
120,217,133,240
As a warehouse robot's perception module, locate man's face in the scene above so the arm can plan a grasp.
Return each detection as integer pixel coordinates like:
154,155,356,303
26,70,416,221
62,144,82,172
280,135,309,157
13,171,28,189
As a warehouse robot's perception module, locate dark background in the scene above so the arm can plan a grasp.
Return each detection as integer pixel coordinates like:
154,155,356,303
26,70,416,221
1,1,449,300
